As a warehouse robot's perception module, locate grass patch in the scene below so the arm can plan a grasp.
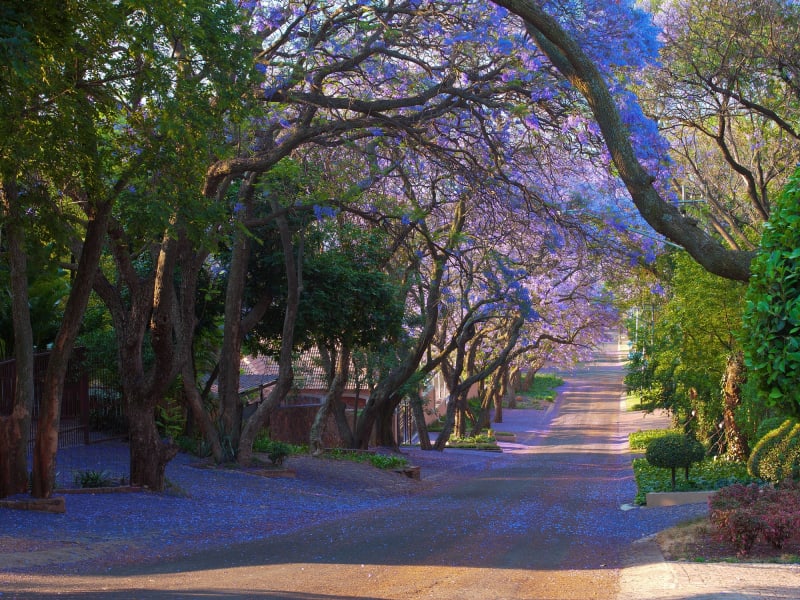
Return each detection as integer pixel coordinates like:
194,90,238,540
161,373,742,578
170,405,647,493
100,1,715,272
325,448,409,470
447,433,501,451
625,391,649,412
629,428,683,451
252,433,306,456
506,374,564,409
631,457,757,505
525,374,564,401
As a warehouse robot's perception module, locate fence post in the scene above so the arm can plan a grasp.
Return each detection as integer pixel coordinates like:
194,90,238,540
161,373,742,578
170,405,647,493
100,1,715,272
80,367,90,445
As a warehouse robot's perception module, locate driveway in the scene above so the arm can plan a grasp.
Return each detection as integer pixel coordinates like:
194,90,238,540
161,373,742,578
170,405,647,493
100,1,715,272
5,341,795,599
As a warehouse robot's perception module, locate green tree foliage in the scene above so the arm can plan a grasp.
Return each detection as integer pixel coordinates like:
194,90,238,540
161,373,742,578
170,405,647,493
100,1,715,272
642,0,800,252
624,252,746,443
741,169,800,419
645,432,706,490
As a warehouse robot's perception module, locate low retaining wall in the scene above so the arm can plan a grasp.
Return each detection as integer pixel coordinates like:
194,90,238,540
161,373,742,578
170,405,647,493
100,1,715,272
646,490,716,507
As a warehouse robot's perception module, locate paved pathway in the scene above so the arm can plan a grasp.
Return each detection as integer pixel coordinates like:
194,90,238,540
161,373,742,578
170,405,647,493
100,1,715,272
3,340,800,599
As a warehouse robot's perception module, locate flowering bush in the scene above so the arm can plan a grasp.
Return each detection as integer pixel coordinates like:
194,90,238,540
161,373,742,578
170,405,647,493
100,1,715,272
709,482,800,556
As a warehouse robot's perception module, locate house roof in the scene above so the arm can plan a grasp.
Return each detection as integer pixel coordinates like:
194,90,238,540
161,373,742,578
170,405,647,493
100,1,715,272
240,349,329,391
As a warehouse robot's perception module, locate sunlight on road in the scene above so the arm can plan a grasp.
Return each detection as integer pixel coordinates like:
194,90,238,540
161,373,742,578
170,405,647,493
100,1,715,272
3,562,620,599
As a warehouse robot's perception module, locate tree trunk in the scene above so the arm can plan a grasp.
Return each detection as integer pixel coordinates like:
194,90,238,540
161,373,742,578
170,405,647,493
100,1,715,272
374,396,399,448
92,224,188,492
0,185,34,497
493,366,509,424
412,393,433,450
433,392,458,451
33,199,113,498
181,360,223,462
310,346,350,456
128,398,178,490
0,405,29,498
471,373,499,435
454,391,469,439
217,185,253,459
237,202,301,466
722,351,749,461
331,393,356,448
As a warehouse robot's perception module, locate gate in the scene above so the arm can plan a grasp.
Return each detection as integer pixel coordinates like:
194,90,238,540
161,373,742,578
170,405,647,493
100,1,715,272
0,348,125,451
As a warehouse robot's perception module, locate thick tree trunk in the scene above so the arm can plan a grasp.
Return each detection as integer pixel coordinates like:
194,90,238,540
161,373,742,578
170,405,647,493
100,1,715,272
0,189,34,497
0,405,29,497
433,392,458,451
493,366,509,424
454,391,468,439
331,394,356,448
722,351,749,461
374,397,399,448
472,373,500,435
128,398,178,489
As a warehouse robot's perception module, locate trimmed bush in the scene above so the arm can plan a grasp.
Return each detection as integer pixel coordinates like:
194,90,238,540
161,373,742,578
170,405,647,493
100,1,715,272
629,428,682,452
645,433,705,490
748,418,800,481
755,416,789,443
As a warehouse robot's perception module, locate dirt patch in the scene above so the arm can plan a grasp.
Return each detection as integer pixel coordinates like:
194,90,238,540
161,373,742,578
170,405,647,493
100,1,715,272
657,517,800,563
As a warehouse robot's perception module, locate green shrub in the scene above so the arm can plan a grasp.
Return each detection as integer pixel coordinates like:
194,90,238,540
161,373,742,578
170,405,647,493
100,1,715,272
325,448,408,470
367,454,409,469
176,434,213,457
632,456,755,505
267,441,292,466
73,469,115,488
748,419,800,482
741,168,800,418
447,433,499,450
252,434,302,465
645,433,705,490
155,398,184,440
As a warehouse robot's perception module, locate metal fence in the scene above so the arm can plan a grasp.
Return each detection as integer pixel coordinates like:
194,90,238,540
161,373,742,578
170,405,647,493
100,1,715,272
0,348,126,451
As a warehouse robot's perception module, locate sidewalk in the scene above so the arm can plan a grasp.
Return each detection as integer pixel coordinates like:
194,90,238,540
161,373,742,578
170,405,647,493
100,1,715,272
618,535,800,599
614,387,800,598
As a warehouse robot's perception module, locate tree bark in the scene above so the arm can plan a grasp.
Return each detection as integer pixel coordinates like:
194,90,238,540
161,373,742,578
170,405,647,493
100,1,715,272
237,202,301,466
722,351,749,461
218,176,257,460
310,346,350,456
33,199,113,497
127,396,178,489
0,182,34,498
492,0,755,281
434,316,525,450
474,371,502,435
411,392,433,450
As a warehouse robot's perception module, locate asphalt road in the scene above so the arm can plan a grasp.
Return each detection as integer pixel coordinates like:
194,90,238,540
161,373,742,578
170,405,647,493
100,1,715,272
2,341,685,599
